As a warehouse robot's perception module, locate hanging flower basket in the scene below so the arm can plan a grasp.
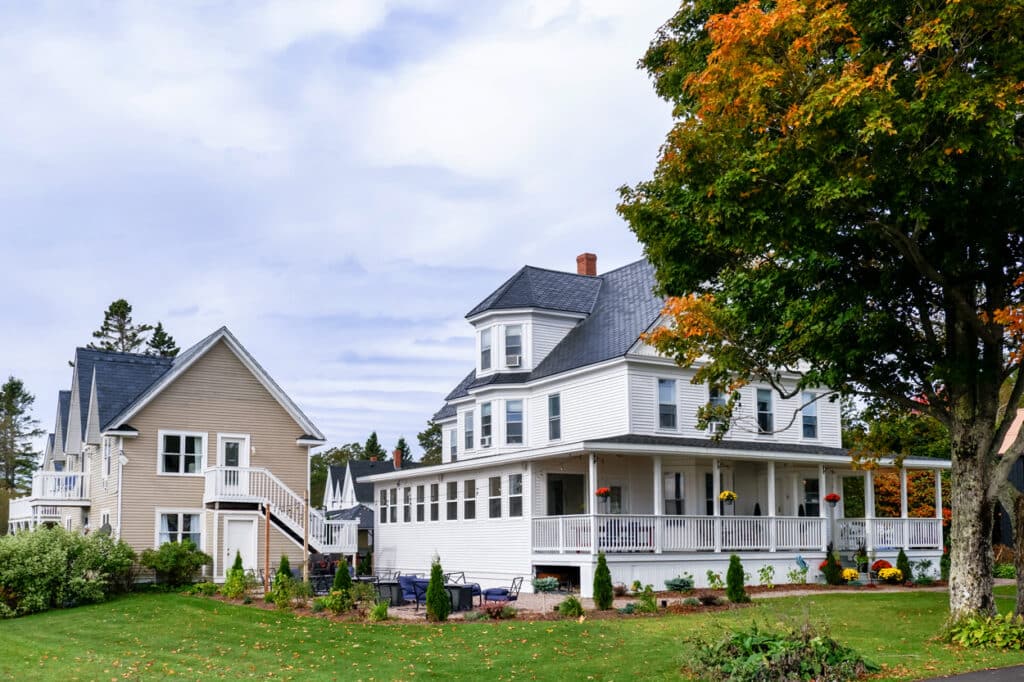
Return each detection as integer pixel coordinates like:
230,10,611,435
719,490,737,504
595,487,611,498
824,493,841,507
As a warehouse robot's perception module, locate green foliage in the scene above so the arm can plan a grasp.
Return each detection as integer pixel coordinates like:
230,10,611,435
706,570,724,590
394,437,412,463
368,599,389,622
333,559,352,592
664,573,694,592
757,565,775,589
308,442,364,507
786,566,809,585
349,581,377,606
0,376,44,494
630,580,643,593
221,569,248,600
140,540,210,587
146,322,179,358
689,621,879,681
481,602,518,620
636,585,658,613
363,431,387,461
726,555,749,603
682,597,701,607
425,557,450,622
941,551,951,581
275,555,292,588
270,572,293,610
183,582,218,597
821,546,845,587
532,577,559,593
357,553,372,576
417,420,442,466
556,595,584,618
994,563,1016,579
316,589,354,615
231,551,243,573
947,613,1024,650
593,552,613,610
0,526,136,617
88,299,153,353
617,602,637,615
896,548,913,584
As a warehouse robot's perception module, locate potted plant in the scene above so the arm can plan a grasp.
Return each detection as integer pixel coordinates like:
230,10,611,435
854,543,869,573
824,492,841,508
719,490,737,506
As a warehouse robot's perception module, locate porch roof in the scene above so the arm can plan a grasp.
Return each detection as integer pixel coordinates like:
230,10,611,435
358,433,951,483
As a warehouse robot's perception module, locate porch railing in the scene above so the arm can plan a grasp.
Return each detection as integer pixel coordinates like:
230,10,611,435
30,472,89,500
836,518,943,551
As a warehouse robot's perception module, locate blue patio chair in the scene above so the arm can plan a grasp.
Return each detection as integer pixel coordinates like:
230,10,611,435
398,574,418,604
482,576,523,603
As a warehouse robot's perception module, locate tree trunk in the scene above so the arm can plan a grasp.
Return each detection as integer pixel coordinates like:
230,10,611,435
1015,495,1024,617
0,487,8,536
948,432,996,619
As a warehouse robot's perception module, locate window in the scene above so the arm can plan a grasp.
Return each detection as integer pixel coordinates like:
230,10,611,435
548,394,561,440
389,488,398,523
505,325,522,366
802,392,818,438
803,478,820,516
448,428,457,461
464,479,476,519
488,476,502,518
403,487,412,523
658,379,677,429
158,512,201,546
446,481,458,520
160,432,205,475
608,486,623,514
379,489,388,524
430,483,439,521
756,388,773,433
53,461,64,472
709,388,727,433
506,400,523,444
65,517,73,531
481,403,492,446
416,485,425,522
664,472,685,515
464,412,474,451
480,329,492,371
509,474,523,517
102,438,112,478
101,511,110,528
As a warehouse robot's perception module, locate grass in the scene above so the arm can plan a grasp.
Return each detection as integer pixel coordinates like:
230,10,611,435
0,590,1022,681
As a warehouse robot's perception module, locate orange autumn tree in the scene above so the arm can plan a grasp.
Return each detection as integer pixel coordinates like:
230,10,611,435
621,0,1024,620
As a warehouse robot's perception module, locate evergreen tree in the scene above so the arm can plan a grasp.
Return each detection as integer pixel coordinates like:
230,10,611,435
362,431,387,461
425,556,450,622
88,299,153,353
333,558,352,592
821,544,845,586
0,377,43,496
896,548,913,584
146,322,180,358
310,443,364,508
593,552,613,610
417,420,442,466
275,554,292,587
394,437,412,463
726,554,750,603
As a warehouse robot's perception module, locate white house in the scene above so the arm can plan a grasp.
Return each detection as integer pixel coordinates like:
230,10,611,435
364,254,949,596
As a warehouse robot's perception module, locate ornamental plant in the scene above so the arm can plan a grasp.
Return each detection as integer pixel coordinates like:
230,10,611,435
719,490,737,502
140,539,210,587
871,559,892,573
726,554,749,603
842,568,860,583
820,545,844,586
896,548,913,584
333,558,352,592
425,556,450,622
824,493,841,504
593,552,614,610
595,487,611,498
275,555,292,588
221,551,247,599
878,568,904,584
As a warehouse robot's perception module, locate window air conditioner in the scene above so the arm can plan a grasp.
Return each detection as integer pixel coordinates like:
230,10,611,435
506,354,521,368
481,436,492,447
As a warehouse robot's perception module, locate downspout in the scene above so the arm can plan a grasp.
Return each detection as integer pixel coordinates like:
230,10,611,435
116,437,126,540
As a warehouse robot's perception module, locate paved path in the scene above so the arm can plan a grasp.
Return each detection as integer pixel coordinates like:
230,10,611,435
921,665,1024,681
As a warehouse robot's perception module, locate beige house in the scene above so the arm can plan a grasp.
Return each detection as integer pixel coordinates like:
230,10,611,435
8,327,357,581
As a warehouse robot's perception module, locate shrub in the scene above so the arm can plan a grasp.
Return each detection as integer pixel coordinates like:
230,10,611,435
820,545,844,586
665,573,695,592
695,590,721,606
556,595,584,618
357,553,373,576
318,589,354,614
878,568,903,584
618,602,637,615
275,555,292,588
940,551,951,581
482,601,517,619
786,566,809,585
682,597,701,606
425,557,450,622
636,584,658,613
333,558,353,592
757,565,775,588
368,599,389,622
613,583,627,597
994,563,1016,579
841,568,860,583
463,610,490,621
221,551,247,599
947,613,1024,650
349,581,377,606
290,580,313,608
185,581,218,597
311,599,325,613
531,576,559,593
871,559,892,572
593,552,613,610
0,527,138,617
140,540,210,587
706,570,724,589
896,548,913,584
630,579,643,593
726,555,750,603
689,621,879,681
270,573,294,610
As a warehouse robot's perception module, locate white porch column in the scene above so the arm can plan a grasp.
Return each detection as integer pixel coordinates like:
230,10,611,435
935,469,944,549
767,461,777,552
900,467,909,550
865,468,875,552
818,464,828,551
712,458,722,552
653,455,663,554
588,453,598,556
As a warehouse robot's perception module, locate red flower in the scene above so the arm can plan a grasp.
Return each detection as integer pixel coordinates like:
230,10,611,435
595,487,611,498
824,493,841,503
819,560,828,571
871,559,892,572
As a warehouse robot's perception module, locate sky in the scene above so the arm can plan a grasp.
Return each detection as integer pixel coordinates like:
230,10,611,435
0,0,677,457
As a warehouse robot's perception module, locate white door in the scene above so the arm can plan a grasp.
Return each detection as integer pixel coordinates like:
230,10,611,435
220,437,250,495
224,518,256,574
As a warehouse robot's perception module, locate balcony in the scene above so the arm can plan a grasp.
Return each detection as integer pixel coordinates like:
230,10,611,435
30,471,89,501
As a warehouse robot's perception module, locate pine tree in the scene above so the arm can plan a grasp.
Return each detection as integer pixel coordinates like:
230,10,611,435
425,556,450,622
333,558,352,592
896,548,913,584
363,431,387,461
417,421,442,466
0,377,43,496
88,299,153,353
146,322,180,358
275,554,292,587
726,554,750,603
593,552,613,610
395,437,412,463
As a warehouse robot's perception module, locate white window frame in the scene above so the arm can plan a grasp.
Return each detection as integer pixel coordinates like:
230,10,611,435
657,379,678,431
504,324,523,367
505,399,524,445
157,430,207,477
448,428,457,461
446,481,459,521
64,517,73,531
756,388,773,434
416,484,425,522
548,394,561,440
464,412,474,451
102,437,112,479
708,387,727,434
389,488,398,523
509,473,523,517
154,508,205,550
464,479,477,519
488,476,502,518
430,483,439,521
216,433,251,467
480,328,492,371
480,403,492,447
802,392,818,439
403,487,412,523
379,489,388,524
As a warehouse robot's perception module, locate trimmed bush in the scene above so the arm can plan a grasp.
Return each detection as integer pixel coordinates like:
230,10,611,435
221,551,248,599
665,573,695,592
556,595,584,618
896,548,913,584
0,526,137,617
140,540,210,587
593,552,613,610
636,584,658,613
275,555,292,587
425,557,450,622
726,554,750,603
333,558,353,592
820,544,844,586
357,553,373,576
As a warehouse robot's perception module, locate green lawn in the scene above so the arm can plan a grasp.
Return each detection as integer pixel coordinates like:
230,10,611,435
0,590,1022,681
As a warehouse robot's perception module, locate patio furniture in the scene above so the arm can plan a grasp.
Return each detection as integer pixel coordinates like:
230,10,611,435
444,571,483,605
482,576,523,602
376,581,403,606
399,575,431,609
309,553,335,595
444,584,475,611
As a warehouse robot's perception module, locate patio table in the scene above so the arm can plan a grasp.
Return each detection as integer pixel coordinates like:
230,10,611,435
376,581,404,606
444,584,475,612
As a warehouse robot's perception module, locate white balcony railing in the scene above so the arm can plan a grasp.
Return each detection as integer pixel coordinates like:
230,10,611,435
836,517,944,551
31,471,89,500
204,466,358,554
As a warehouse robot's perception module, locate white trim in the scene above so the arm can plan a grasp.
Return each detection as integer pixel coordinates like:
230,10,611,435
219,512,260,580
655,377,679,433
106,327,325,441
216,433,251,467
153,507,206,550
83,368,100,446
297,438,326,446
102,429,138,437
156,430,208,477
115,437,124,540
467,307,587,325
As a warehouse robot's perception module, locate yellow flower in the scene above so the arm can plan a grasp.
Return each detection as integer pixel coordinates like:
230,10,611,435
878,568,903,583
719,490,737,502
842,568,859,582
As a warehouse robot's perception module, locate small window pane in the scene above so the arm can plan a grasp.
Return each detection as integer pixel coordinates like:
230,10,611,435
509,474,522,496
164,435,181,453
163,454,181,473
658,379,677,429
510,497,523,517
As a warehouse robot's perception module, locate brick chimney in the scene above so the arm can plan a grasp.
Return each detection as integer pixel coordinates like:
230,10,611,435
393,447,402,470
576,252,597,276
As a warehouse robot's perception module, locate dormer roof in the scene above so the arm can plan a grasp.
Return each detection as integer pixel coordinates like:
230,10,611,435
57,390,71,443
465,266,602,319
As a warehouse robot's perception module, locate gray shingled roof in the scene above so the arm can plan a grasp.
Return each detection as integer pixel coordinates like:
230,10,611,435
465,266,602,318
93,353,174,431
348,459,397,503
328,464,347,497
324,504,375,530
57,390,70,442
435,259,662,417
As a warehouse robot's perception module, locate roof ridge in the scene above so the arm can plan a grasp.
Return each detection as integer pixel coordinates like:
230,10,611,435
74,347,170,362
597,257,649,278
519,264,601,279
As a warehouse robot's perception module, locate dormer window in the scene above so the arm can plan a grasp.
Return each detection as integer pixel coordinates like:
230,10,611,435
505,325,522,368
480,329,492,371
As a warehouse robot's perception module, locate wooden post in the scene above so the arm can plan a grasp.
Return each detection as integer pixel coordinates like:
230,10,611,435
303,490,310,583
264,503,270,593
